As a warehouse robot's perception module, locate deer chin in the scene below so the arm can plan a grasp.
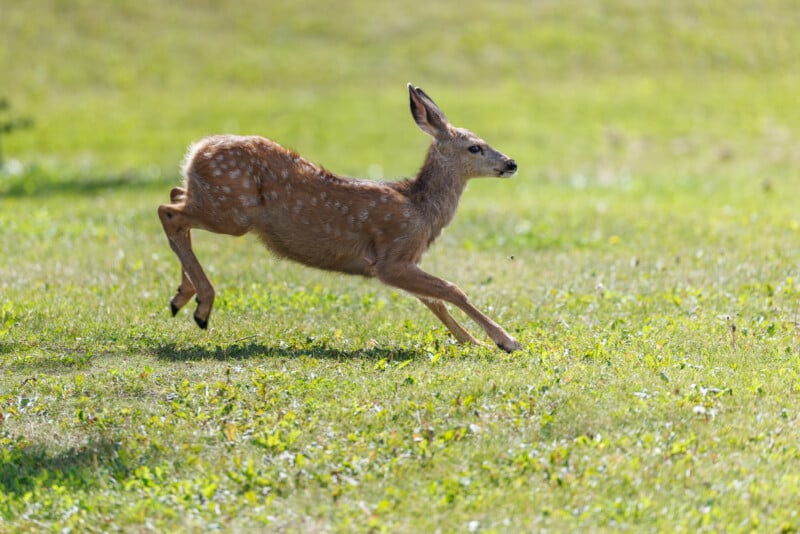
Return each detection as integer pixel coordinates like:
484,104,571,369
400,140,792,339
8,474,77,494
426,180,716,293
495,169,517,178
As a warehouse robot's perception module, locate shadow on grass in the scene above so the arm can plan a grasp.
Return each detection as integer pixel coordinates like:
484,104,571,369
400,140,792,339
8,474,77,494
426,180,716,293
1,168,172,198
153,340,422,362
0,437,125,495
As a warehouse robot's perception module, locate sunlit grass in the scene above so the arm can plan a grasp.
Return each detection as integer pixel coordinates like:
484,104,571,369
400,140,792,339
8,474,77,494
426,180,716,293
2,0,800,531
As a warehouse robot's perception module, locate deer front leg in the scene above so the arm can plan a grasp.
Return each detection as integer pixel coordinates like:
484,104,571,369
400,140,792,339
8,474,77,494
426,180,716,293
377,262,522,352
418,297,485,347
157,204,216,329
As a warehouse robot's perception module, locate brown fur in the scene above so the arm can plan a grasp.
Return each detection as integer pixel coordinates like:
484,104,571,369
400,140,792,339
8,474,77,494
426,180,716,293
158,84,521,351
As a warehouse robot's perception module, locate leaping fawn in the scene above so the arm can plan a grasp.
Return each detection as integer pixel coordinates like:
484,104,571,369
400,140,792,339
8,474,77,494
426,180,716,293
158,84,522,352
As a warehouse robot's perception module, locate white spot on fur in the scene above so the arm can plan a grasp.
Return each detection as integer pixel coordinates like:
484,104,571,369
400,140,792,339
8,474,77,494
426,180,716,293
310,197,318,206
233,209,247,225
281,169,289,179
240,195,258,207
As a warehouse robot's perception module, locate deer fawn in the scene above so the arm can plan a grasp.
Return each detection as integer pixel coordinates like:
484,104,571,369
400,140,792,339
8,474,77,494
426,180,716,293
158,84,522,352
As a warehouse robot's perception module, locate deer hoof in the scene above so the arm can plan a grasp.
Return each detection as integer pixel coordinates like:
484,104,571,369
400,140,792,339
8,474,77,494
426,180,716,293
194,315,208,329
496,338,522,353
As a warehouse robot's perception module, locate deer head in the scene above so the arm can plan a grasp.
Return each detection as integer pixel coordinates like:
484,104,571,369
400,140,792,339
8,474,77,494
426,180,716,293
408,84,518,180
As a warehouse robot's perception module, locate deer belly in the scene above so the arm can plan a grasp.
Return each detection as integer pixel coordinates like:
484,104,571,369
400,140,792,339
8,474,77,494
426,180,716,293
255,223,375,277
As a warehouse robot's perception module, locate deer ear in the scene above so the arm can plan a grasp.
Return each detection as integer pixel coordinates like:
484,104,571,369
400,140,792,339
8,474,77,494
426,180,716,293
408,84,449,138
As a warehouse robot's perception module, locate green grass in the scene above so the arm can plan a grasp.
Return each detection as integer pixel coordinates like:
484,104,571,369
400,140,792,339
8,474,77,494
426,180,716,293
3,0,800,531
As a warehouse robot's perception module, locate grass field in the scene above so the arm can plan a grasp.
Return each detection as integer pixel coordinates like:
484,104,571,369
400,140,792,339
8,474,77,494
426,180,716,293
2,0,800,531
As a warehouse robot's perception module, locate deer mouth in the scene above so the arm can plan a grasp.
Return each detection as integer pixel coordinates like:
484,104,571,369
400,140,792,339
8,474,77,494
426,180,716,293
495,159,518,178
495,168,517,178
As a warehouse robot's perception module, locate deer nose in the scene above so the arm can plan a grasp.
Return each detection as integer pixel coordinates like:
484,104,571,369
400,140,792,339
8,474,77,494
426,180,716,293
506,160,518,172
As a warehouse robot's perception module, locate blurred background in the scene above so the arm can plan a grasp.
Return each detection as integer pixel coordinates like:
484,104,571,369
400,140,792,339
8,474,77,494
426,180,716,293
2,0,798,191
4,4,800,530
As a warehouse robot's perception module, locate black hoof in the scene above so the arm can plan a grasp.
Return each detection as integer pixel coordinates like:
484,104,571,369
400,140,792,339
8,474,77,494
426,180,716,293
170,302,179,317
496,341,515,353
496,340,522,353
194,315,208,329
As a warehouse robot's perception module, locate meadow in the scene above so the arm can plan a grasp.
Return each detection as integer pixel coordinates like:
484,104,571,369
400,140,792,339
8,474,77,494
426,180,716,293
2,0,800,531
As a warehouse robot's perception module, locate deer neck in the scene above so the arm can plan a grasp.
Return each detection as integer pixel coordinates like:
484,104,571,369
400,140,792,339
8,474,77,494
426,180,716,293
406,144,468,232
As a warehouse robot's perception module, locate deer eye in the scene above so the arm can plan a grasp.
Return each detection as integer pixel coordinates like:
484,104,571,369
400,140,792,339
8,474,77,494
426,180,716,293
468,145,482,154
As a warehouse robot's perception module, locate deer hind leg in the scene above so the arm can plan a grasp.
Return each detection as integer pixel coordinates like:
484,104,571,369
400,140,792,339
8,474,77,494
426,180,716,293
157,202,215,329
170,186,186,203
377,262,522,353
418,297,485,347
164,188,197,316
170,240,197,316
